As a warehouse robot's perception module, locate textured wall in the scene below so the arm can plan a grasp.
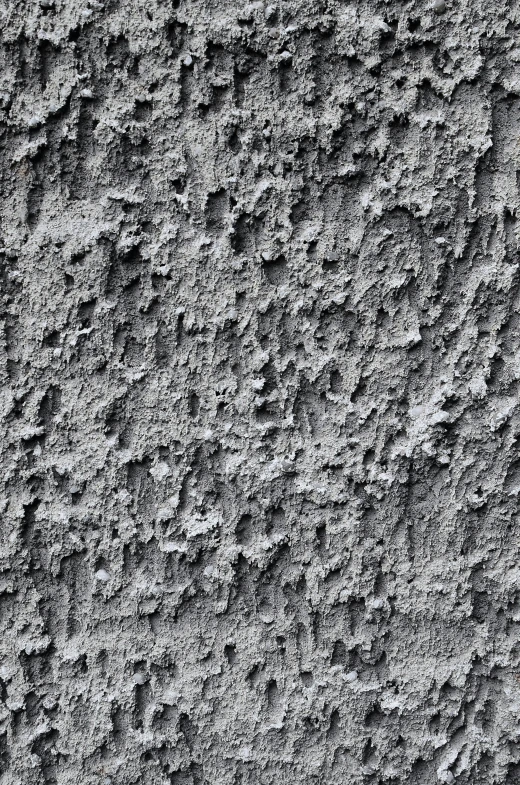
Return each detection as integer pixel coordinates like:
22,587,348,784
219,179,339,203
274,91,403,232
1,0,520,783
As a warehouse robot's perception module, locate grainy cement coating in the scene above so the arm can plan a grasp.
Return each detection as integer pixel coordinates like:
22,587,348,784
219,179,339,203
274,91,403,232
2,0,520,782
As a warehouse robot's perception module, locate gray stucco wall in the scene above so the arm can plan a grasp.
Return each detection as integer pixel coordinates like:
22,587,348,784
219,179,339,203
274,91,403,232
1,0,520,783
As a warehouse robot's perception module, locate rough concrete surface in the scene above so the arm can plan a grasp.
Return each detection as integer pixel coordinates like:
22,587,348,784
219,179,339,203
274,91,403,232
1,0,520,782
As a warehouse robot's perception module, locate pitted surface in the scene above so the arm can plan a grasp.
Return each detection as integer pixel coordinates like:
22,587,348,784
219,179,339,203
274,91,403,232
1,1,520,783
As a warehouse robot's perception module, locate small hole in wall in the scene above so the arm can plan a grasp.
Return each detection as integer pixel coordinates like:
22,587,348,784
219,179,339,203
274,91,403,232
322,254,340,272
43,329,60,347
363,449,375,467
40,1,55,15
307,241,317,259
262,254,287,285
224,644,236,665
188,392,200,417
316,524,326,548
276,636,286,653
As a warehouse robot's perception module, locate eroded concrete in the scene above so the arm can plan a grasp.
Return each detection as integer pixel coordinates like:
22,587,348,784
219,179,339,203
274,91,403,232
1,0,520,783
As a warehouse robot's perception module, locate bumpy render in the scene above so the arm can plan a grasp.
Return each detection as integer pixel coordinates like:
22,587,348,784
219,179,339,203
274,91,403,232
1,0,520,783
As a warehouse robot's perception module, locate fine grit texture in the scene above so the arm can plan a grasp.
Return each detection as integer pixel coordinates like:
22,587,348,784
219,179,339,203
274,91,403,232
1,0,520,783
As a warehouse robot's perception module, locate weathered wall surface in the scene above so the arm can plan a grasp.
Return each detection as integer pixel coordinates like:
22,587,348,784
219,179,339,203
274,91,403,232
1,0,520,782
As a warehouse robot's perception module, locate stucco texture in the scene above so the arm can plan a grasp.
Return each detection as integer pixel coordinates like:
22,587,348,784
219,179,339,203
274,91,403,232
1,0,520,783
